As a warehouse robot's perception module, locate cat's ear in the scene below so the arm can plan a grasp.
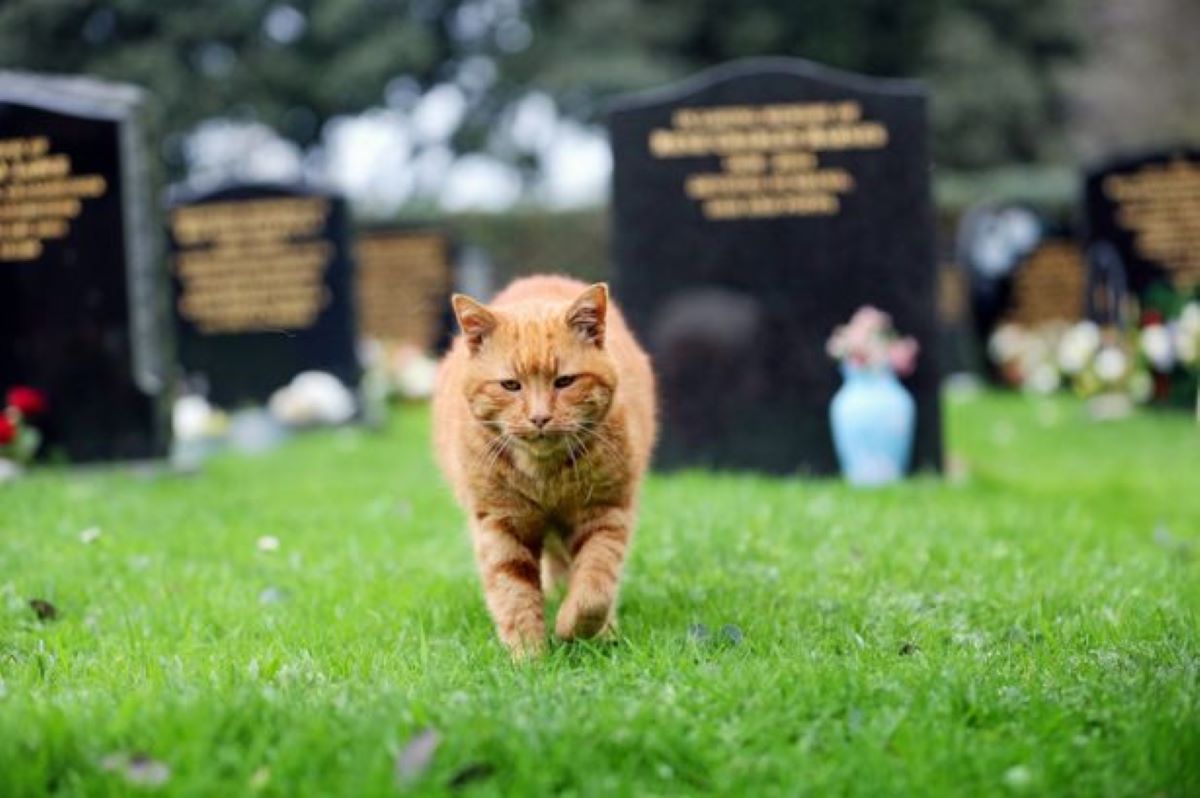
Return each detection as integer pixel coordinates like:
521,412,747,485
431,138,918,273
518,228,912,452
452,293,497,354
566,283,608,347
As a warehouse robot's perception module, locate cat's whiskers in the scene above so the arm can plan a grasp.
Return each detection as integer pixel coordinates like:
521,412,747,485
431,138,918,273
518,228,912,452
577,422,623,461
483,432,512,474
564,431,587,488
466,423,511,475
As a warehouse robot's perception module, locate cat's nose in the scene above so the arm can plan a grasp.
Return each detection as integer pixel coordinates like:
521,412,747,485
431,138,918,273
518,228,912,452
530,414,551,429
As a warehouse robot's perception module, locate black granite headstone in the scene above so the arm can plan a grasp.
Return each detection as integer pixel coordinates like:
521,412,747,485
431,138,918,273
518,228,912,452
0,72,171,462
355,226,455,355
167,183,361,407
1084,148,1200,301
609,58,941,475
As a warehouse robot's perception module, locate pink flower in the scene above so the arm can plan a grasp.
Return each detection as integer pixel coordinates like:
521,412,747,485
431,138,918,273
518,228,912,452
827,305,919,374
888,337,920,377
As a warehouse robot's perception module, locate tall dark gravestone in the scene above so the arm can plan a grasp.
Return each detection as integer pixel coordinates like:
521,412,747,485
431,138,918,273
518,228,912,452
167,183,361,407
0,72,171,462
355,226,454,355
1085,149,1200,301
609,58,941,475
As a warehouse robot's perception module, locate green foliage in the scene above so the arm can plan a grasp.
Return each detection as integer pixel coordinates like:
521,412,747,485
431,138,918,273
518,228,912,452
509,0,1083,168
0,393,1198,794
923,0,1082,168
0,0,456,168
0,0,1084,176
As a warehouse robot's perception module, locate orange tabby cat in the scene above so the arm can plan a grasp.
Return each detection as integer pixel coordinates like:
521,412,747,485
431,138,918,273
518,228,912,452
432,275,657,657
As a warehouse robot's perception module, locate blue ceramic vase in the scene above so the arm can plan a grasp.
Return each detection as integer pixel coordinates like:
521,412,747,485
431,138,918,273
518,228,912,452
829,365,915,486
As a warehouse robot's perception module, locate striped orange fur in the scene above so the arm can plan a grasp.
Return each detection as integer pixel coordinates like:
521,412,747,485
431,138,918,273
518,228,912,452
432,275,657,657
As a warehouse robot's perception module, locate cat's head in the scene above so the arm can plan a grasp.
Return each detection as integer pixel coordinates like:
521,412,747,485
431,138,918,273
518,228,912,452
451,283,617,453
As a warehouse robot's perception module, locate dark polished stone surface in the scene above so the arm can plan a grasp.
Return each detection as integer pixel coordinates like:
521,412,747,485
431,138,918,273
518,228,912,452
167,182,361,408
0,72,171,462
355,225,456,355
1084,148,1200,301
609,58,941,475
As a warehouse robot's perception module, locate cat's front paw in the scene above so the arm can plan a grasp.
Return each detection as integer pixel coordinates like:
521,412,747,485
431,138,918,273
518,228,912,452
506,635,547,661
555,594,614,640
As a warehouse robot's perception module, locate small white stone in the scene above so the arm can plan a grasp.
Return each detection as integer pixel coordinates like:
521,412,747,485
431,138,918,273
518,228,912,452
0,458,21,484
1003,765,1033,790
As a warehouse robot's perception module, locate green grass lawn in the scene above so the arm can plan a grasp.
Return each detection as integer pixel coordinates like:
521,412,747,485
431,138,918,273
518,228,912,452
1,391,1198,796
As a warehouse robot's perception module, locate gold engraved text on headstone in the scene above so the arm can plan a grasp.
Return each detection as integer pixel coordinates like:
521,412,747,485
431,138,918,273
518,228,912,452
0,135,108,262
647,101,889,220
356,233,450,352
170,197,333,333
1005,242,1086,326
1102,159,1200,288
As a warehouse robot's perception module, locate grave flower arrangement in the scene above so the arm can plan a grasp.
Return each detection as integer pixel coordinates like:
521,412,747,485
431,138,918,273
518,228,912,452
988,299,1199,418
989,321,1153,406
826,306,920,377
1137,300,1200,417
826,307,920,485
1,386,47,466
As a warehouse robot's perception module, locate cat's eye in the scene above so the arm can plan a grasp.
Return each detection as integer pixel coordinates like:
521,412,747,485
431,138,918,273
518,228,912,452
500,379,521,392
554,375,577,389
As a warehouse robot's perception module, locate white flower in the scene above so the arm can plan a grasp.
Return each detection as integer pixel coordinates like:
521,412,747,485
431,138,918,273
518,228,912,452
1057,321,1100,375
1175,302,1200,366
1180,302,1200,329
1001,207,1041,253
268,372,356,426
79,526,102,544
396,354,439,400
1139,324,1174,372
1129,370,1154,403
173,395,216,441
1025,363,1061,395
257,535,280,553
988,324,1026,363
1094,346,1128,383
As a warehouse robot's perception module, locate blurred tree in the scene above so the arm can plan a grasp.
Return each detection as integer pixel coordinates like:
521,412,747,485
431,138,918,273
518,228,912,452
1065,0,1200,162
504,0,1084,169
0,0,466,173
0,0,1084,175
923,0,1082,168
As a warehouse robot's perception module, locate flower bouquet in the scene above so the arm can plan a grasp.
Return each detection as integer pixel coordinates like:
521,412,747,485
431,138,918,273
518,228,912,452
987,299,1200,421
1,387,47,477
826,307,920,485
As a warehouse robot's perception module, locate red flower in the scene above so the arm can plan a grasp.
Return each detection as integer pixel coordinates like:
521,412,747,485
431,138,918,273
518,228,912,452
7,386,47,417
0,415,15,446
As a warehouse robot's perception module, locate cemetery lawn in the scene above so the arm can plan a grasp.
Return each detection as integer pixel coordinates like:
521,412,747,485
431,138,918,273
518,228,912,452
1,391,1198,797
